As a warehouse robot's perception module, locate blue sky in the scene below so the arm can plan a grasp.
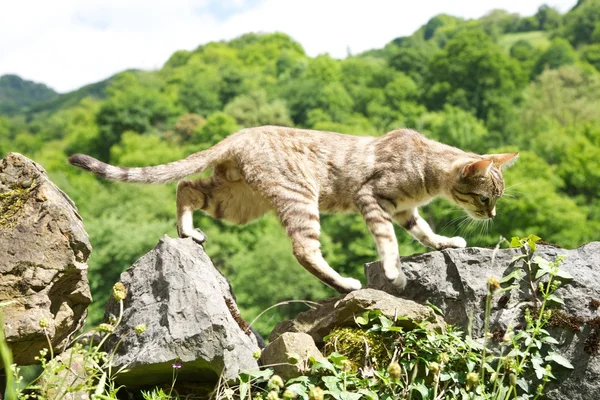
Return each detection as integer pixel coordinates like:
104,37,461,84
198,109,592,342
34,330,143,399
0,0,577,93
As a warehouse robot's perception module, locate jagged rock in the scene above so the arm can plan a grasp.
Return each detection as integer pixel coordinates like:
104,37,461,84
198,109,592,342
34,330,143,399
366,243,600,400
104,236,261,389
259,332,324,380
0,153,92,366
269,288,444,345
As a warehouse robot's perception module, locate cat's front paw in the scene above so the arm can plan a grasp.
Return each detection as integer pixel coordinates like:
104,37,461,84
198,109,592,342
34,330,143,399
435,236,467,250
338,277,362,293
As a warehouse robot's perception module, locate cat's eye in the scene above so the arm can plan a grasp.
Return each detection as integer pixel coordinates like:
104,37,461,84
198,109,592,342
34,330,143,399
480,195,489,203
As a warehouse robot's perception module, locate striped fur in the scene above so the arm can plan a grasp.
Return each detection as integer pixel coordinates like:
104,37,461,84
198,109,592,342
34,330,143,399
69,126,517,293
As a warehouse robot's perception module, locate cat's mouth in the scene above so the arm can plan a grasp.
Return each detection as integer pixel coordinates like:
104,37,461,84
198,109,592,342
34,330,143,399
468,211,492,221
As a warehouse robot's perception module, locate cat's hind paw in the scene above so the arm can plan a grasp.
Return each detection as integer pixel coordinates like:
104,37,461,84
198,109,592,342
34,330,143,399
179,228,207,245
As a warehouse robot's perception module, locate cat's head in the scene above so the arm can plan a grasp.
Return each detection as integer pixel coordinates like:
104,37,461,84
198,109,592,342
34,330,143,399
449,153,518,220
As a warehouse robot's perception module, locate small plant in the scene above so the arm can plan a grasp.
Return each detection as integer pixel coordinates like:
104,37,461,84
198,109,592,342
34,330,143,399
3,282,148,400
221,235,575,399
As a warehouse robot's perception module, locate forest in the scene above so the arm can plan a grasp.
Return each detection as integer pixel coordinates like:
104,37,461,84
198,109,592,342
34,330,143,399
1,1,600,336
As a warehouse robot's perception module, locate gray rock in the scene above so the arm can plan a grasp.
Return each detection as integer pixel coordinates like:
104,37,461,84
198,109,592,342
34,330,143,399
104,236,261,389
366,243,600,400
0,153,92,366
259,332,323,380
270,288,444,345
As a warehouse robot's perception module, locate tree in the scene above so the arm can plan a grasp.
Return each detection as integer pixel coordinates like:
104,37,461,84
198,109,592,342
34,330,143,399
425,29,526,122
561,0,600,46
194,112,239,146
533,38,578,76
535,4,562,31
96,72,177,160
224,90,292,127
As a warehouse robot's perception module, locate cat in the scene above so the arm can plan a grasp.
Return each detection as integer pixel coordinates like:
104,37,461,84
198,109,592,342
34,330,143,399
69,126,517,294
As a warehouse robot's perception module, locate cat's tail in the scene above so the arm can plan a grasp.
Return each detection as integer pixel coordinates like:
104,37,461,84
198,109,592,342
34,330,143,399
69,144,230,184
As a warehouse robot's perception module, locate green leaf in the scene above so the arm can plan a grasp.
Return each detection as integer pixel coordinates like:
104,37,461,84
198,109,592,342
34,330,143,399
286,383,309,400
340,392,362,400
547,294,565,305
501,268,526,283
426,300,444,316
411,382,430,399
358,389,379,400
554,268,573,280
545,352,574,369
329,352,348,367
511,253,528,263
510,237,523,248
322,376,342,396
517,378,530,393
541,336,559,345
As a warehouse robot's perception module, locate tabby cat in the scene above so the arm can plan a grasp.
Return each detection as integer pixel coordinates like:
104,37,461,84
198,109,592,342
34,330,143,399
69,126,517,293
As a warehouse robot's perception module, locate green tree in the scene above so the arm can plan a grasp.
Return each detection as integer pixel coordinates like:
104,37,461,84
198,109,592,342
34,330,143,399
561,0,600,46
533,38,578,75
194,111,239,146
224,90,292,127
425,29,526,122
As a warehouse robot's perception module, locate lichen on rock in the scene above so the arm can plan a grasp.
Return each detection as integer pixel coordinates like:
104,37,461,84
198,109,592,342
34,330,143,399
0,179,36,229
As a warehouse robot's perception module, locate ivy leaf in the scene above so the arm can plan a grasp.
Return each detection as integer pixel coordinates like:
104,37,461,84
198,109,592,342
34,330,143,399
545,352,574,369
531,354,545,379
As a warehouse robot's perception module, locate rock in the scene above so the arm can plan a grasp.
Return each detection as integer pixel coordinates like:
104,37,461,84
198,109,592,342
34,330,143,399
0,153,92,366
104,236,261,389
366,243,600,400
259,332,323,380
269,288,444,345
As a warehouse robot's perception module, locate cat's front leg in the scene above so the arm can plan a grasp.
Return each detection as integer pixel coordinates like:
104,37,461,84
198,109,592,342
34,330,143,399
356,190,407,289
395,208,467,250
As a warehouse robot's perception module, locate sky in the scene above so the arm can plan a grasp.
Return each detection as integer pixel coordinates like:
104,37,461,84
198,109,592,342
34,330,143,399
0,0,578,93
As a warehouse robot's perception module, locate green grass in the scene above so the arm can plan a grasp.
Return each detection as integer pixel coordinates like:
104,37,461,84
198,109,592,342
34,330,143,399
499,31,551,51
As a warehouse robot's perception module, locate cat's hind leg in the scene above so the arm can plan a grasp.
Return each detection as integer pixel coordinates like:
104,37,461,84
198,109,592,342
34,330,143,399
176,179,212,244
271,193,362,293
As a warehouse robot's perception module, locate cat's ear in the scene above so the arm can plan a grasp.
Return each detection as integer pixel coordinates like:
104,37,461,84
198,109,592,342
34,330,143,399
483,153,519,169
461,159,493,178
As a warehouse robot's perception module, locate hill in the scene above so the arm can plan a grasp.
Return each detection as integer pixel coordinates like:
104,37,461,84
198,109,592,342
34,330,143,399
0,74,58,114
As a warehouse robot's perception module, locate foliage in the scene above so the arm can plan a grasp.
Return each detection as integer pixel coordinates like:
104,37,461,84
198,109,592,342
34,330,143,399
3,284,147,399
214,236,573,400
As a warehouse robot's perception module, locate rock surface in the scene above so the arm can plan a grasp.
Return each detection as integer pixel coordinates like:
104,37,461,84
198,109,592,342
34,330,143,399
366,243,600,400
0,153,92,366
259,332,324,380
270,288,444,345
104,236,261,389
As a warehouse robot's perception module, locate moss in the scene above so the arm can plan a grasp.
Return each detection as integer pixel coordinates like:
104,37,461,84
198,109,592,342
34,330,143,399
323,327,395,369
0,179,36,229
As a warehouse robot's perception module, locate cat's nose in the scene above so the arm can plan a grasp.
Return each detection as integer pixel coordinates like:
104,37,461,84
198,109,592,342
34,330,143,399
489,207,496,218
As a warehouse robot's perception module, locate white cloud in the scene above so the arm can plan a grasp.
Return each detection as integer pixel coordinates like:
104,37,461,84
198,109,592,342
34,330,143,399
0,0,577,93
